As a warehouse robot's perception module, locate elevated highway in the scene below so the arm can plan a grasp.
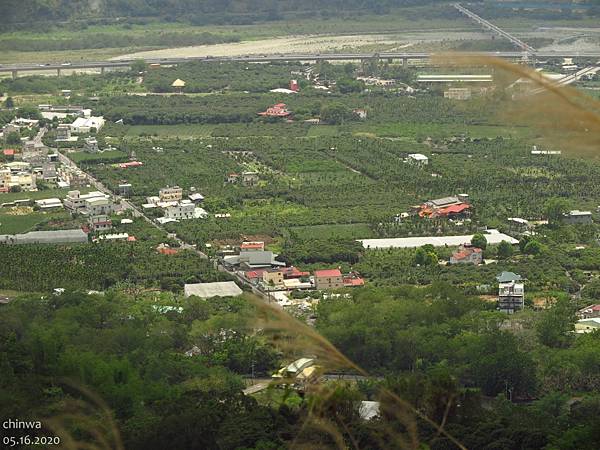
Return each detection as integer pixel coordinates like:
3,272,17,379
1,51,599,78
526,65,600,95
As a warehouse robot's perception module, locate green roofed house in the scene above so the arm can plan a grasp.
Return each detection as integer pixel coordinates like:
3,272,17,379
496,272,522,283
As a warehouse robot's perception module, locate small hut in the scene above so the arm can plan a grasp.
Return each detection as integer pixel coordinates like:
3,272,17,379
171,78,186,94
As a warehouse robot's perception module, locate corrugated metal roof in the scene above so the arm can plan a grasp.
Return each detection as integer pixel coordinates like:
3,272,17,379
14,229,88,244
184,282,243,298
360,230,518,249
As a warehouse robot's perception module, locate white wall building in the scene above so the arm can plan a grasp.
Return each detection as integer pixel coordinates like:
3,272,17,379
70,116,105,134
164,201,195,220
64,190,111,213
85,197,114,216
408,153,429,166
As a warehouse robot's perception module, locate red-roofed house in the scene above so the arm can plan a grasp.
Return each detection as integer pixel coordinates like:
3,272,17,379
245,269,267,281
343,276,365,287
157,243,178,255
119,161,143,169
281,266,310,279
578,304,600,320
314,269,343,290
3,149,15,157
241,241,265,252
419,195,471,218
450,245,482,265
258,103,291,118
437,203,471,217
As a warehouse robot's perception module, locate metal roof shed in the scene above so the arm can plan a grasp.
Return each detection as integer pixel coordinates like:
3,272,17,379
184,282,243,298
14,229,88,245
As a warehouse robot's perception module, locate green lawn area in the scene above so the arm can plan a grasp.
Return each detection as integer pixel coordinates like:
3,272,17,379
0,289,30,298
0,210,70,234
125,124,216,138
290,223,375,240
0,187,84,204
349,122,533,140
69,150,129,163
307,126,340,137
0,187,91,234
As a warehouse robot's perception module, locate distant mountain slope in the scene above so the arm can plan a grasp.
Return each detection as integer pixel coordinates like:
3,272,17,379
2,0,437,25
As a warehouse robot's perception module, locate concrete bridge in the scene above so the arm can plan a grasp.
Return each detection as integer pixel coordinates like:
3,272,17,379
453,3,537,55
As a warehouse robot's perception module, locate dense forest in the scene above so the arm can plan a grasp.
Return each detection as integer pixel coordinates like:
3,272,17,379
2,286,600,449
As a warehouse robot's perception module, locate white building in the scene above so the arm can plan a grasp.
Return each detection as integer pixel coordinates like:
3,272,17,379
164,201,195,220
575,318,600,334
353,108,368,119
184,282,243,298
64,190,111,214
0,229,88,245
70,116,105,134
407,153,429,166
35,198,63,209
97,233,129,241
57,166,88,188
444,88,472,100
85,197,114,216
360,229,518,249
189,193,205,203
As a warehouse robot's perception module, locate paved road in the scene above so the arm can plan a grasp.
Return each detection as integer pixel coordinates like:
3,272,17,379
521,64,600,96
243,382,271,395
32,127,47,146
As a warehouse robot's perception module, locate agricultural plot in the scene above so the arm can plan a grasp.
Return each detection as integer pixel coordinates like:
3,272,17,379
35,61,600,278
0,216,223,291
84,90,600,258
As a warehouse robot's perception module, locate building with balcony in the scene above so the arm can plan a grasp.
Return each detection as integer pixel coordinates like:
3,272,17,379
164,201,195,220
159,186,183,202
497,272,524,313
